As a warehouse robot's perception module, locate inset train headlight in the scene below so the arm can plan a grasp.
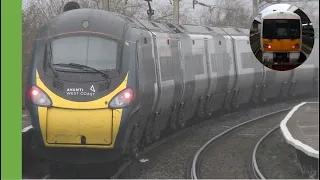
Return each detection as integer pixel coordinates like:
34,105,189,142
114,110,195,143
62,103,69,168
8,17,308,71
29,86,52,107
264,44,272,49
294,44,300,48
108,88,133,109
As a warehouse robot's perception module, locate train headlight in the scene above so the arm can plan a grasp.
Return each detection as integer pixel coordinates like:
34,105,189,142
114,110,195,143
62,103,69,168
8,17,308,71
29,86,52,107
108,88,133,109
292,44,300,49
264,44,271,49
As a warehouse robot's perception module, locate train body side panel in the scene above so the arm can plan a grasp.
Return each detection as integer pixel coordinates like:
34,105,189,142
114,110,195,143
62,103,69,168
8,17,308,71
262,67,293,100
186,34,209,117
179,34,196,121
151,31,183,131
291,36,319,95
230,35,259,106
128,30,160,144
137,31,158,117
206,34,235,113
223,35,238,107
237,29,264,105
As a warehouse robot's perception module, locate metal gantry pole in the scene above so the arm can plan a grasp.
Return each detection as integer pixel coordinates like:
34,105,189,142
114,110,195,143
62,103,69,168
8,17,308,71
103,0,110,11
173,0,179,24
253,0,258,16
145,0,154,21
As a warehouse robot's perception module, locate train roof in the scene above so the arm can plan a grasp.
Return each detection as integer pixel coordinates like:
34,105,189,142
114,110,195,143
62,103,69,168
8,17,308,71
37,8,128,40
39,5,249,40
262,11,301,20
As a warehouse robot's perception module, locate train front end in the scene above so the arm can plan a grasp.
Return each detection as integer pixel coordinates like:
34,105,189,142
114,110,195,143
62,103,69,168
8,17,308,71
25,7,137,164
261,11,302,65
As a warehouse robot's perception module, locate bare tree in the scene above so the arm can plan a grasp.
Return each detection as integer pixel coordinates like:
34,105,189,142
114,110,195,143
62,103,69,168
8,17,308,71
149,0,196,24
199,0,252,28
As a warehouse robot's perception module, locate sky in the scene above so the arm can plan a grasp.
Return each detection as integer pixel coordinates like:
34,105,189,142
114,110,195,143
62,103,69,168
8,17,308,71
258,1,319,28
22,0,318,26
260,3,291,15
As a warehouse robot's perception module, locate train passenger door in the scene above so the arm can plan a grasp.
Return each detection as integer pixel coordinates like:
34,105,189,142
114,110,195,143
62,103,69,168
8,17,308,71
223,35,238,109
204,37,213,96
136,33,158,118
177,39,185,101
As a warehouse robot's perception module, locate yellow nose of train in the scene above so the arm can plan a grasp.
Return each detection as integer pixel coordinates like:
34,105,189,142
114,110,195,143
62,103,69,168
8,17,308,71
262,39,301,52
32,70,130,148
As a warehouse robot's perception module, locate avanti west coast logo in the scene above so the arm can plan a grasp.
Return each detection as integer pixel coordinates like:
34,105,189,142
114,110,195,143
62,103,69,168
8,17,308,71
66,85,95,96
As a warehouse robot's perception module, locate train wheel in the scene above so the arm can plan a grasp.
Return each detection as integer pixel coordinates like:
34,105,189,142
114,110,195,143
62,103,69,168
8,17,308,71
176,102,186,129
151,113,160,142
128,124,140,159
232,89,240,108
223,90,233,113
169,105,178,130
289,81,297,97
197,97,205,118
144,117,153,144
204,95,213,118
260,84,268,103
280,81,289,99
252,85,261,104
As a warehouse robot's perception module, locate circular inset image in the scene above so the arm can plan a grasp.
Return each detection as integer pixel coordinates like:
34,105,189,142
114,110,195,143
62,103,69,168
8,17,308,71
250,4,315,71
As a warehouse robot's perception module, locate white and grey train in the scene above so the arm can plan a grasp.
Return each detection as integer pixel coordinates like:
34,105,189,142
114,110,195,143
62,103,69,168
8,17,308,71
26,3,319,164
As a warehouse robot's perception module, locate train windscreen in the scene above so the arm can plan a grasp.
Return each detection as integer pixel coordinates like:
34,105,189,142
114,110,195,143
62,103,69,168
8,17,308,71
51,35,119,70
263,19,301,39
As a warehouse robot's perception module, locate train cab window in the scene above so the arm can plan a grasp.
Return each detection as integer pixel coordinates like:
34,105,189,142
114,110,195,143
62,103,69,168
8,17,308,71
263,20,275,39
51,36,118,71
263,19,300,39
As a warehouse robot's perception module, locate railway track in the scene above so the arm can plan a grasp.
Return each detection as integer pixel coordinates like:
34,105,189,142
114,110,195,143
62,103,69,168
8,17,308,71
187,108,292,179
112,98,316,179
252,126,280,179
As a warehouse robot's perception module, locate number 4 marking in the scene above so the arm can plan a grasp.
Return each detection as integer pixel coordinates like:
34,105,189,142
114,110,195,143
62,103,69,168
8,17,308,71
90,85,95,92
